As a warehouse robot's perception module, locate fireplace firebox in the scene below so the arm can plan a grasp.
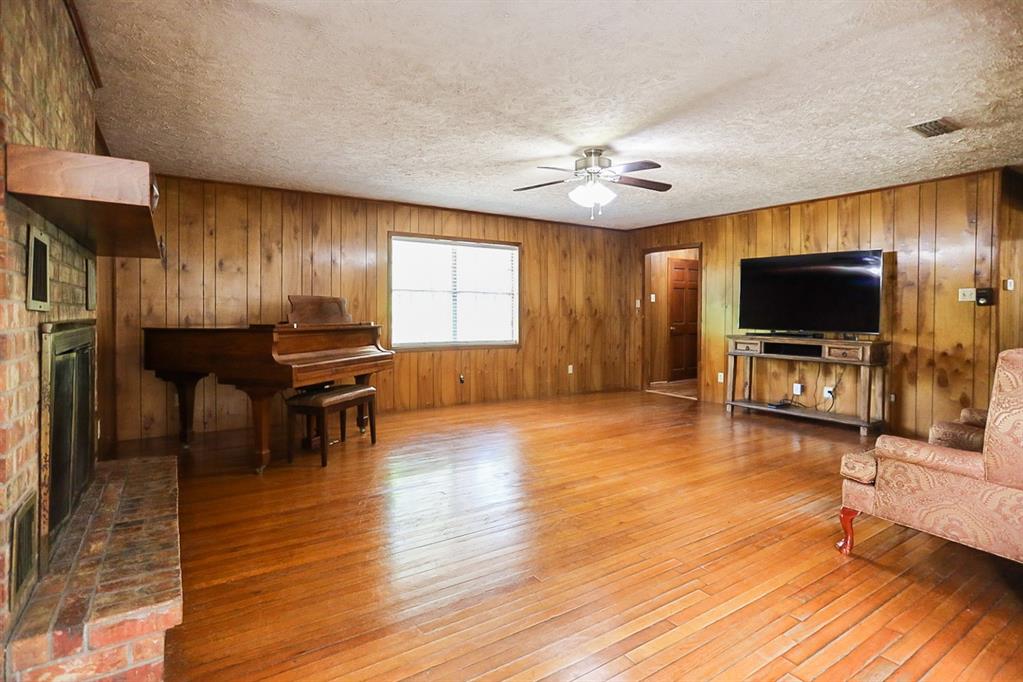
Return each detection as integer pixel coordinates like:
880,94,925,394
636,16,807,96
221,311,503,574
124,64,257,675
39,321,96,572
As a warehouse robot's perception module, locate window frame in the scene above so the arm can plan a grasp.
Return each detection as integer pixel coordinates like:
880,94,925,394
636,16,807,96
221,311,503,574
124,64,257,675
388,231,522,351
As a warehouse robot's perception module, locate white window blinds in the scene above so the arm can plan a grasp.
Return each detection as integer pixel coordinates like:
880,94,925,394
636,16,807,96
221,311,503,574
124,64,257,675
391,236,519,347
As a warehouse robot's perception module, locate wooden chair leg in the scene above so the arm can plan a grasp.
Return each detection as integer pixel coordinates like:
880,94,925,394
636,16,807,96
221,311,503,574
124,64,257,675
287,411,295,463
340,408,347,442
368,397,376,445
318,412,329,467
836,506,859,555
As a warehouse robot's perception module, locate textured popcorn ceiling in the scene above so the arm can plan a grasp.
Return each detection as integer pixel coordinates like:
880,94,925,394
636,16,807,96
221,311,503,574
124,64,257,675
79,0,1023,230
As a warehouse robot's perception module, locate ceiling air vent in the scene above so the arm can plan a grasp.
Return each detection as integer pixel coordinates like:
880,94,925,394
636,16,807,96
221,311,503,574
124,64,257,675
908,118,960,138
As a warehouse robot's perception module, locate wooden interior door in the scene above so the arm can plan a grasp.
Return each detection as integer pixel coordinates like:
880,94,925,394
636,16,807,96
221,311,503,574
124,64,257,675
668,258,699,381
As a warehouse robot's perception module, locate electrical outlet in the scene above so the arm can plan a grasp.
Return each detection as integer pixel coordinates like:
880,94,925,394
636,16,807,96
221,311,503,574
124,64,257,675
568,364,574,375
458,373,465,384
823,386,835,399
958,287,976,302
650,293,656,303
635,299,641,309
890,393,897,403
717,371,724,383
792,382,803,396
1005,279,1016,292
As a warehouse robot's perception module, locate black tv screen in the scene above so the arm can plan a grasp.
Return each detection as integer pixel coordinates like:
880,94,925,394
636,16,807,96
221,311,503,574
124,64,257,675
739,250,882,334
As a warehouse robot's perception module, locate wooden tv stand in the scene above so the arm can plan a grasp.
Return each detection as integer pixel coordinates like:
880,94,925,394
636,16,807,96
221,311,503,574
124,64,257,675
725,334,890,435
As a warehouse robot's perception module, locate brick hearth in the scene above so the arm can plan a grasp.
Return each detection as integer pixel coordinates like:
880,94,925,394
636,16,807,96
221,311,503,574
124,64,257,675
6,458,181,681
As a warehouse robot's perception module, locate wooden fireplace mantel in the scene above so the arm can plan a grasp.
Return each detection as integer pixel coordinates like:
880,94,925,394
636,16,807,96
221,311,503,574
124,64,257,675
4,144,161,258
725,334,890,435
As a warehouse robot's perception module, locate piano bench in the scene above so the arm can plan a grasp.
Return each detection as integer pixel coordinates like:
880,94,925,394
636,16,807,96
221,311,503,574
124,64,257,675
286,385,377,466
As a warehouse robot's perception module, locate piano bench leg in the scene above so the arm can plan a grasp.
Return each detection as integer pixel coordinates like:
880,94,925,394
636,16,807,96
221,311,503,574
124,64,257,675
340,408,347,442
318,413,329,467
287,412,295,463
369,398,377,445
302,414,317,450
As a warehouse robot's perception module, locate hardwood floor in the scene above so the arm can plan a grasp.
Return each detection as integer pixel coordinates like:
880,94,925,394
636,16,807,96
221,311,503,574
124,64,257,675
119,392,1023,680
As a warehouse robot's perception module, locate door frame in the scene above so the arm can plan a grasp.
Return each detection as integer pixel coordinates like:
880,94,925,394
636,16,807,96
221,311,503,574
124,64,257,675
640,243,704,393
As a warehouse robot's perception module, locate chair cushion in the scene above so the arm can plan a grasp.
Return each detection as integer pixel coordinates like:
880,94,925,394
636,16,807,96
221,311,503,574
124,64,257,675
287,384,376,409
959,407,988,428
929,421,985,453
840,450,877,485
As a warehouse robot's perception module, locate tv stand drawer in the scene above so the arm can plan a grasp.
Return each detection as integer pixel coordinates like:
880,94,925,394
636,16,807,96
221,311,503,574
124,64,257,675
733,340,762,353
825,345,863,361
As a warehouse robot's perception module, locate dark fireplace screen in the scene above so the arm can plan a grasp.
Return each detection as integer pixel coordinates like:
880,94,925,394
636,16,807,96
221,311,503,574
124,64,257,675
40,322,96,567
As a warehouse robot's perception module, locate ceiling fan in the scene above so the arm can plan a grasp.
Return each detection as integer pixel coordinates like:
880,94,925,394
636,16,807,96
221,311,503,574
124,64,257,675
513,148,672,220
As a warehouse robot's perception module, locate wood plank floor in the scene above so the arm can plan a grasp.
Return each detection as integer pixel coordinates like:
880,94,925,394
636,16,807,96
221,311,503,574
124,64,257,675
120,392,1023,680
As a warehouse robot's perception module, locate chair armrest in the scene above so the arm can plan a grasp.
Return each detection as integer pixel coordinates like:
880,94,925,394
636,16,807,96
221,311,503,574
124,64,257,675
875,435,986,480
959,407,988,428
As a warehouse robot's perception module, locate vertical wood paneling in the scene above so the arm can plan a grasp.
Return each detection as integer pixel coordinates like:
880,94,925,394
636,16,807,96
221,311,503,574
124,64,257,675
113,170,1016,443
627,169,1008,439
116,177,632,442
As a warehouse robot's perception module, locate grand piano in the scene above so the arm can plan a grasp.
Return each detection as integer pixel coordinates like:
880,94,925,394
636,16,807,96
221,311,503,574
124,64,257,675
143,296,394,472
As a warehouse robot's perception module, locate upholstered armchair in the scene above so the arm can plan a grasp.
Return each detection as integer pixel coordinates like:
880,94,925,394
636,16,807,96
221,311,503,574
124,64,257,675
837,348,1023,563
928,407,988,452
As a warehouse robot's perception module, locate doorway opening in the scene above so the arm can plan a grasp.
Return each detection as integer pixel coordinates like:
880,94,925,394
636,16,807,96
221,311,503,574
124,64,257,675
643,246,701,401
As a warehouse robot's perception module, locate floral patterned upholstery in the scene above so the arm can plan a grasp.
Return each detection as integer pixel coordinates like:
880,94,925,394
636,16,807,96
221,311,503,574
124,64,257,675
928,420,985,452
840,348,1023,564
984,349,1023,489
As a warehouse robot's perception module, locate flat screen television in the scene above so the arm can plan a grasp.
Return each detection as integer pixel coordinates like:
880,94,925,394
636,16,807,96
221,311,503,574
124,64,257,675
738,250,883,334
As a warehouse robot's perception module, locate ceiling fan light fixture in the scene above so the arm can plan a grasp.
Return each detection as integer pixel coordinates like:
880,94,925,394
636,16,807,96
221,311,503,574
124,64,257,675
568,179,617,209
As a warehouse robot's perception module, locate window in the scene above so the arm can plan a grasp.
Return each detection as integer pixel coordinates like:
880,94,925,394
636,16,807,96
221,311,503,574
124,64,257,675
391,235,519,347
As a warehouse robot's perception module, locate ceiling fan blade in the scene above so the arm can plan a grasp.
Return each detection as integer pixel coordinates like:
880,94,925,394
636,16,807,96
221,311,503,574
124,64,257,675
614,175,672,192
608,160,661,174
513,179,570,192
536,166,575,172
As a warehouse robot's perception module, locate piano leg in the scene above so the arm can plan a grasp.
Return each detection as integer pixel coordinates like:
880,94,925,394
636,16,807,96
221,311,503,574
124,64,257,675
355,373,370,433
161,372,204,448
243,388,277,474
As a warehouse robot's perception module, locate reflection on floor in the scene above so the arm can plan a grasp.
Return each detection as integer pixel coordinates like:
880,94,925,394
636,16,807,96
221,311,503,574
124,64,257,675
116,392,1023,680
647,378,698,400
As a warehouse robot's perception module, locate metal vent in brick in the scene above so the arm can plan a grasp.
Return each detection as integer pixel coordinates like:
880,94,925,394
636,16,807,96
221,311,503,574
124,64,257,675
908,118,961,138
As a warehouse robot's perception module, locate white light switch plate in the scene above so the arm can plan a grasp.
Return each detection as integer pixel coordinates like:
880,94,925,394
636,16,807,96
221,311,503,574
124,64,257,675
717,372,724,384
958,287,976,302
650,293,656,303
1005,279,1015,292
635,299,641,309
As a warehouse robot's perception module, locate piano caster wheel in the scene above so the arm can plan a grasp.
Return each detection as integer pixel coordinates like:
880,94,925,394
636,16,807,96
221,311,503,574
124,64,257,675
360,426,366,434
254,465,266,475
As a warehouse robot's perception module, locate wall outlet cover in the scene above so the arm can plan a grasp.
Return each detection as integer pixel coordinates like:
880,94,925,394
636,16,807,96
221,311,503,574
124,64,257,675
958,287,976,302
650,293,656,303
792,383,803,396
567,364,574,375
717,372,724,383
1005,279,1015,292
823,386,835,399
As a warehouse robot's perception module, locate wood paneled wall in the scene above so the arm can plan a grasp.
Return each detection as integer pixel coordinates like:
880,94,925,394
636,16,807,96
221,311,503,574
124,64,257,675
624,169,1016,438
109,177,631,442
107,169,1020,443
644,248,699,384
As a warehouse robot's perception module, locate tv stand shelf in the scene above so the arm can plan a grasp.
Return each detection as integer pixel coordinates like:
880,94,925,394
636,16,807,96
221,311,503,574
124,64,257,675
725,334,889,435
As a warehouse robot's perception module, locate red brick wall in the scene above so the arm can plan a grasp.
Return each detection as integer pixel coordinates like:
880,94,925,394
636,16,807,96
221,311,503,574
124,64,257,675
0,0,98,653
